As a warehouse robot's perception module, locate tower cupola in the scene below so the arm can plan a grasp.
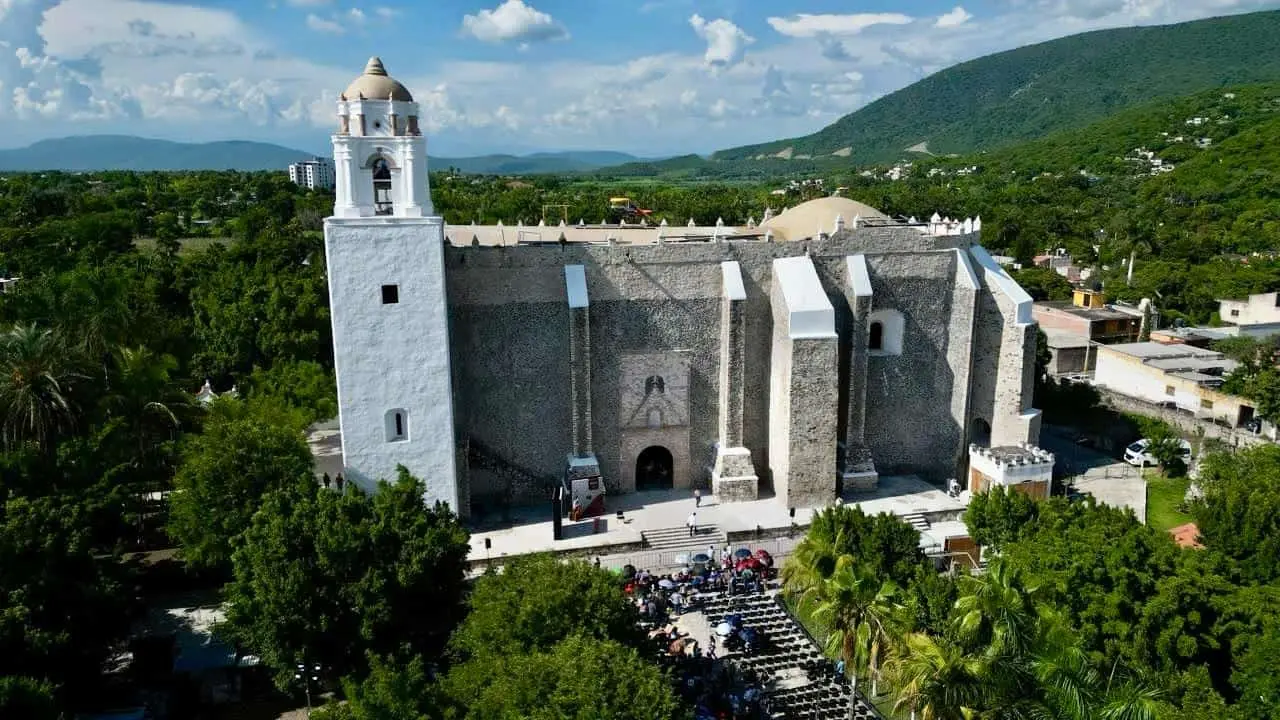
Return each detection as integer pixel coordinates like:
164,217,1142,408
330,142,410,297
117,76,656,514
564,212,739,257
331,57,433,218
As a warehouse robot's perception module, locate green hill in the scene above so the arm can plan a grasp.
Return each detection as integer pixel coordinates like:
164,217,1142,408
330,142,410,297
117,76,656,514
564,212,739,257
0,135,315,171
437,151,642,174
713,9,1280,165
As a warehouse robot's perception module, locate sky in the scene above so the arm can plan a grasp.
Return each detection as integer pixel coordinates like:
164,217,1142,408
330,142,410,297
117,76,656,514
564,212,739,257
2,0,1279,157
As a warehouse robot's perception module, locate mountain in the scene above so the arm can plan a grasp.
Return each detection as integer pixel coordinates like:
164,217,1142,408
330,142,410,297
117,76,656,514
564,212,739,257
0,135,315,171
435,150,642,174
714,9,1280,165
0,135,644,174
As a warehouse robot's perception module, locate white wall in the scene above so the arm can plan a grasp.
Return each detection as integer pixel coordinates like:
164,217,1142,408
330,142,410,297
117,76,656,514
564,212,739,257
324,217,459,510
1094,350,1203,413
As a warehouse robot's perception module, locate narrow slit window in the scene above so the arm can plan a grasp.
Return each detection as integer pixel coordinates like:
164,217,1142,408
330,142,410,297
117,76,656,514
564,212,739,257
869,322,884,351
386,409,408,442
382,284,399,304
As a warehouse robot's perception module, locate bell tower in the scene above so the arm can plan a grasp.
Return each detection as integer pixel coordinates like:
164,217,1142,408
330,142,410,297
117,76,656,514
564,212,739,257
324,57,459,511
331,57,433,218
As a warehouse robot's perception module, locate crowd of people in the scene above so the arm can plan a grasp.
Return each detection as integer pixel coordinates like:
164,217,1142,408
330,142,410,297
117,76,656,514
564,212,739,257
620,546,779,719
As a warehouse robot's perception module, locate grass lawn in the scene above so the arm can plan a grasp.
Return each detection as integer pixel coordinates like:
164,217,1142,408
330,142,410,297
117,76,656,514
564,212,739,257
134,236,232,256
1145,472,1193,532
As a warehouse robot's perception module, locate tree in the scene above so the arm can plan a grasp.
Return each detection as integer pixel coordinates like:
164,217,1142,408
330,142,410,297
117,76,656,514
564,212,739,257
803,558,901,696
314,655,439,720
443,635,687,720
0,324,82,453
887,633,985,720
963,485,1040,549
0,495,130,705
224,469,470,686
1245,367,1280,425
168,397,315,571
1193,445,1280,583
1010,266,1074,301
0,676,58,720
242,360,338,424
449,553,642,661
782,505,925,593
98,346,191,464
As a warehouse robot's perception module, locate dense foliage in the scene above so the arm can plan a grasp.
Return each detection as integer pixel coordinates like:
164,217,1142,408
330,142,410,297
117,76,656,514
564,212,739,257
224,468,470,686
784,505,1161,719
965,483,1280,719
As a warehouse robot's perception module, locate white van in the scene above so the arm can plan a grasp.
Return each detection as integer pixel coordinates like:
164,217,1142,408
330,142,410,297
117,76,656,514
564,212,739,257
1124,438,1193,467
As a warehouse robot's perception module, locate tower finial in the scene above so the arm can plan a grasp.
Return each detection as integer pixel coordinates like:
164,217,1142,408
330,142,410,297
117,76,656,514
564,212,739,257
365,57,388,76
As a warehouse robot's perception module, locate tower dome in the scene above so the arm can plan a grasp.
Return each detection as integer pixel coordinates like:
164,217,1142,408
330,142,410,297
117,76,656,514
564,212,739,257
343,57,413,102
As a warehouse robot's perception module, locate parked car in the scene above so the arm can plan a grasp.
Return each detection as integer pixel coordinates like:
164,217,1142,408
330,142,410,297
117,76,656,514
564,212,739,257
1124,438,1193,467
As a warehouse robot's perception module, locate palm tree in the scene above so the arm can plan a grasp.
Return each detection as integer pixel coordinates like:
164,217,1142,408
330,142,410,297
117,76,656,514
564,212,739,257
0,324,82,453
781,520,847,599
100,346,190,461
953,557,1039,661
804,558,902,697
887,632,986,720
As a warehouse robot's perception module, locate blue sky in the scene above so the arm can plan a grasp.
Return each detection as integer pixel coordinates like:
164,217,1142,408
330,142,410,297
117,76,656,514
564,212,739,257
2,0,1278,156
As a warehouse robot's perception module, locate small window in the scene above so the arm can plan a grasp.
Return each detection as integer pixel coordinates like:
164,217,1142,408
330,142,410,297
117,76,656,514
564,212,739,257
1165,385,1176,397
381,284,399,304
1230,309,1240,317
1200,398,1214,410
644,375,665,395
385,409,408,442
868,322,884,351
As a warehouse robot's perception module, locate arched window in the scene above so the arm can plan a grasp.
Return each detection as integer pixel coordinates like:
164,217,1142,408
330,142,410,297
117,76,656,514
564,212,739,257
867,309,905,356
385,408,408,442
372,157,393,215
644,375,665,395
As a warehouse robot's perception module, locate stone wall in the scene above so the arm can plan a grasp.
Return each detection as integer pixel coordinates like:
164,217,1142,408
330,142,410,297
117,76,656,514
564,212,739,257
442,228,1030,506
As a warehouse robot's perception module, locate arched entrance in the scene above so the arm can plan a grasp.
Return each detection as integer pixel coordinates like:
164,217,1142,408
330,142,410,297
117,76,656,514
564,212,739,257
635,446,674,491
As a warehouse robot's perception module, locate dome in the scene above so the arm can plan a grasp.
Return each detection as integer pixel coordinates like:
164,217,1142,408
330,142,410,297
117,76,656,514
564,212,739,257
343,57,413,102
760,196,887,241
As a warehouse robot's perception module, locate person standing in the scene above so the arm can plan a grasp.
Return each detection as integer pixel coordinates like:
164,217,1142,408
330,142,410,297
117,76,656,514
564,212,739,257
687,511,698,537
693,487,702,507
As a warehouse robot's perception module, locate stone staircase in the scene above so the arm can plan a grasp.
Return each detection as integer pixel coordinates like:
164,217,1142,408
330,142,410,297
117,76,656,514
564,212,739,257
642,524,727,551
901,512,931,532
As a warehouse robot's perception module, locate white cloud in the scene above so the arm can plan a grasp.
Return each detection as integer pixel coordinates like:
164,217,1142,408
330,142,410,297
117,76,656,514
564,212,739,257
767,12,913,38
374,6,398,19
348,8,365,24
936,6,973,28
9,0,1280,157
305,13,343,34
688,14,753,68
461,0,569,44
0,0,137,121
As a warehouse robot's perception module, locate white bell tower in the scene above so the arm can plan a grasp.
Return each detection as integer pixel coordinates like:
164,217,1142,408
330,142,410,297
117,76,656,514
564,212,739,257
331,57,433,218
323,57,460,511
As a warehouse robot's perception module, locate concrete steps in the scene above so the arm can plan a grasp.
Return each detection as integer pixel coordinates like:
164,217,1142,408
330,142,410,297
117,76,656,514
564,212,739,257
901,513,931,532
642,524,727,551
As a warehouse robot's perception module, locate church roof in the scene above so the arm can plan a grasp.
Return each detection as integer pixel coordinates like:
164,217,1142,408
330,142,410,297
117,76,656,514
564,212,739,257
343,57,413,102
761,196,887,241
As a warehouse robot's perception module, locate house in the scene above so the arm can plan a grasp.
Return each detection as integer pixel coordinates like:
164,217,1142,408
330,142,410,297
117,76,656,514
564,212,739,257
1032,290,1149,374
1218,291,1280,326
1093,342,1258,428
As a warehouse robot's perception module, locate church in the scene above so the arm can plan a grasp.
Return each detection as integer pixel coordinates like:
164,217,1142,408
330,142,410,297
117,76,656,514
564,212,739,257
323,58,1044,518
